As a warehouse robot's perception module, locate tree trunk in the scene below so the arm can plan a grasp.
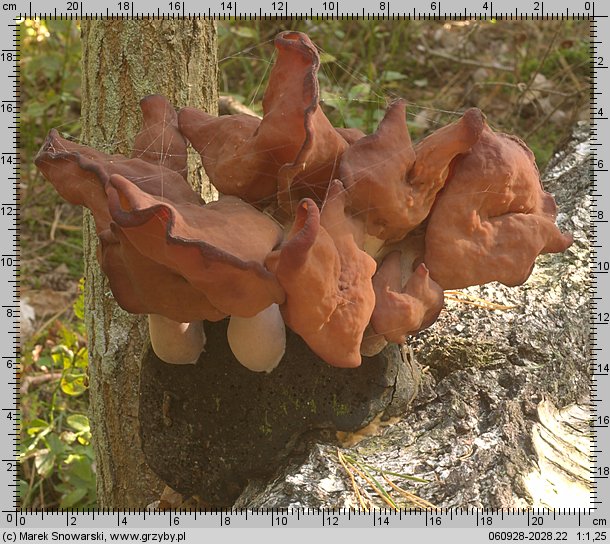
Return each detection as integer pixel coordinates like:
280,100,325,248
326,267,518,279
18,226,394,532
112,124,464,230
80,19,218,508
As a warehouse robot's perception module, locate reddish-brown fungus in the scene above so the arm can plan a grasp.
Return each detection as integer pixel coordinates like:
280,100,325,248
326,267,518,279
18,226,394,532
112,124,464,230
371,251,444,344
424,122,573,289
107,174,285,317
132,94,189,178
266,181,376,367
179,31,351,210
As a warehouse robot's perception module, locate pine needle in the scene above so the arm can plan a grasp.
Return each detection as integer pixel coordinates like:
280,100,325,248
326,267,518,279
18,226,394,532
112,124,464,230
336,451,433,510
337,449,369,510
444,290,516,311
342,455,429,483
347,460,398,509
382,475,437,509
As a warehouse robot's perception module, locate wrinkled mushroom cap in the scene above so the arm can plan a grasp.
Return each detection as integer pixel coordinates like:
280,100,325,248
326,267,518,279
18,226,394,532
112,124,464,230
371,252,444,344
267,181,376,367
425,121,573,289
107,174,285,317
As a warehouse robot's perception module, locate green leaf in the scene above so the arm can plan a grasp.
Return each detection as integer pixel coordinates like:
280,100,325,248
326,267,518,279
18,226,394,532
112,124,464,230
66,414,90,433
34,355,54,371
382,70,408,82
73,347,88,369
34,449,55,478
25,418,50,436
64,456,95,483
46,433,66,456
58,325,78,350
60,373,87,396
348,82,371,101
319,52,336,64
52,346,73,368
59,487,88,509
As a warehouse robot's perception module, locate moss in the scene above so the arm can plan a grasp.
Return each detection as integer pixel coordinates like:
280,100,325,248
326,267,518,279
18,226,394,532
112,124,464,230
423,337,509,380
332,393,350,417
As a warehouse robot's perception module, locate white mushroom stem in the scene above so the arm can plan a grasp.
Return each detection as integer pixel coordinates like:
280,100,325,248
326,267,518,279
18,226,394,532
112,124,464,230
227,303,286,373
148,315,206,365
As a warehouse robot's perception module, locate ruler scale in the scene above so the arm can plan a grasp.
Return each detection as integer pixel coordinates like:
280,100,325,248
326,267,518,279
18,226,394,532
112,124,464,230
1,0,608,537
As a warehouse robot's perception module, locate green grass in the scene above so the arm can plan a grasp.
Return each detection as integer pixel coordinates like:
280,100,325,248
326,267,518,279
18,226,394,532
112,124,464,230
20,281,96,509
218,20,589,165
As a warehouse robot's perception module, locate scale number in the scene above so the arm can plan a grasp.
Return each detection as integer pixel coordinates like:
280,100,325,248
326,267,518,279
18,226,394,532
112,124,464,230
66,1,81,10
6,513,25,526
324,515,339,527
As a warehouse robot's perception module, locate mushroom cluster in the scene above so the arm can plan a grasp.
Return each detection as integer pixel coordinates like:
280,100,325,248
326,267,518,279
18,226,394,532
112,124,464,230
35,31,572,372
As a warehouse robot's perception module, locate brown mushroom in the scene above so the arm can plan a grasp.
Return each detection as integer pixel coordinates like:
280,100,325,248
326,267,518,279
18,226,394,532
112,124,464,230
370,251,444,344
340,103,484,244
424,122,573,289
266,180,376,367
34,129,202,235
179,31,351,210
34,30,575,372
100,225,226,322
132,94,188,178
106,173,285,317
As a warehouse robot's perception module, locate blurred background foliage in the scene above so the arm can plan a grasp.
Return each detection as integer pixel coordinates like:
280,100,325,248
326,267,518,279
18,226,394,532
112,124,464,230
19,18,589,509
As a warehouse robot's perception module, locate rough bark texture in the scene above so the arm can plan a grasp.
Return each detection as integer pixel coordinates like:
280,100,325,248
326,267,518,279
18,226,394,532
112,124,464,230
234,123,591,510
80,20,218,508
